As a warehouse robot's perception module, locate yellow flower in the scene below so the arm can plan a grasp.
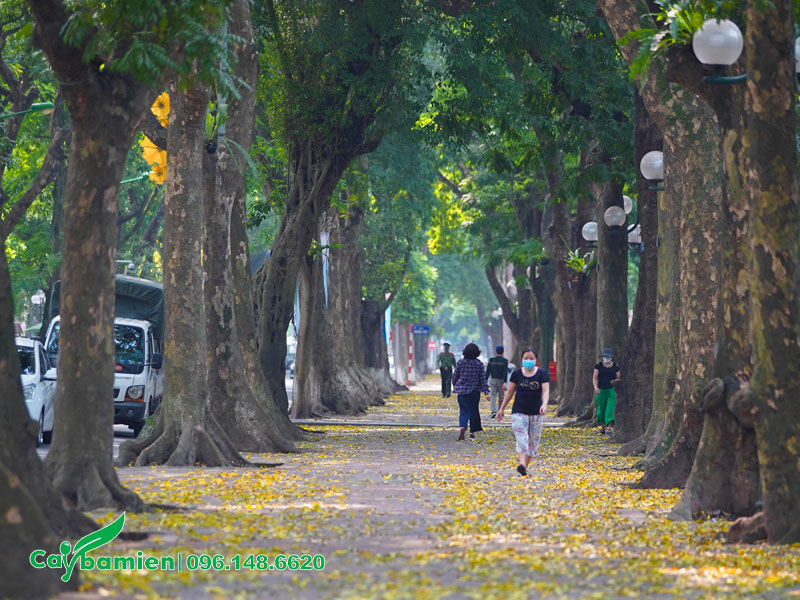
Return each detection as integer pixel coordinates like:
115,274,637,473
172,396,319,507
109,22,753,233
151,92,170,127
140,135,165,165
149,163,166,185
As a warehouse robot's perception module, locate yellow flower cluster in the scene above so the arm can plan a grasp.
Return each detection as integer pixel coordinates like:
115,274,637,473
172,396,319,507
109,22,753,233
140,92,169,184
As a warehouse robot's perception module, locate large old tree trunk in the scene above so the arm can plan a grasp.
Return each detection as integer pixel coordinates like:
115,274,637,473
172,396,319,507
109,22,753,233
614,90,658,446
0,251,92,598
292,208,385,417
202,0,298,452
556,189,597,418
741,0,800,544
255,147,354,414
654,43,758,505
594,178,627,368
118,84,244,468
361,299,404,395
636,86,720,489
28,0,152,511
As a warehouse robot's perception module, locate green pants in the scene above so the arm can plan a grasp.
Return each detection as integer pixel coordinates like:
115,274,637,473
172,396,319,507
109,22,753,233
596,388,616,425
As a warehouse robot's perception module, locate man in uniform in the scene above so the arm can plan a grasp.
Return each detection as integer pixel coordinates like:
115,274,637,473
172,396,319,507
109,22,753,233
485,345,509,418
436,341,457,398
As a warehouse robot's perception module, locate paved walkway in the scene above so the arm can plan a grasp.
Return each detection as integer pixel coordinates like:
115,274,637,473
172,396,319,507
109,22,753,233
59,383,798,600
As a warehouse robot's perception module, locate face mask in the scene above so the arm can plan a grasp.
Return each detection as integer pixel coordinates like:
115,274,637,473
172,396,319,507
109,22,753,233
602,357,612,365
522,359,536,370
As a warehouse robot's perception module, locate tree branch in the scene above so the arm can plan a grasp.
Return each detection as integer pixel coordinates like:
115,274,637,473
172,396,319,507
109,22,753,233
0,125,69,241
137,111,167,149
437,170,466,197
485,263,520,333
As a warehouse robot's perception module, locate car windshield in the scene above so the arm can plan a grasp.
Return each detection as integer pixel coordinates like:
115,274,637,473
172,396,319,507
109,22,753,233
115,325,144,374
18,347,35,376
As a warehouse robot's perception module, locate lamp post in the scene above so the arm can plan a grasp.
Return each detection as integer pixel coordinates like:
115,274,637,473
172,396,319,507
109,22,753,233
30,289,46,327
692,19,746,84
0,102,55,121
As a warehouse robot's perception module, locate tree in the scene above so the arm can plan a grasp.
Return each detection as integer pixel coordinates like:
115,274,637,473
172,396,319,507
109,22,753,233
738,0,800,544
253,0,428,413
27,0,232,509
0,9,94,589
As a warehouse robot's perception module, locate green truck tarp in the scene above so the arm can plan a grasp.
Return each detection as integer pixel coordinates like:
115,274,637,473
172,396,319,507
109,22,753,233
50,275,164,339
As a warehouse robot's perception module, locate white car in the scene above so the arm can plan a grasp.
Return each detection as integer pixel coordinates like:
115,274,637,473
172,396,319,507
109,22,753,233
16,337,55,446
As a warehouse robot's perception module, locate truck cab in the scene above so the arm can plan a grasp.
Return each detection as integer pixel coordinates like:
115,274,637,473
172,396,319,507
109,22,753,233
44,274,164,437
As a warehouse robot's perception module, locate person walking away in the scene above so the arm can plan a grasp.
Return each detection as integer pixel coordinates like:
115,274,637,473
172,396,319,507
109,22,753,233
452,342,490,441
593,347,621,435
496,347,550,476
485,345,509,418
436,341,457,398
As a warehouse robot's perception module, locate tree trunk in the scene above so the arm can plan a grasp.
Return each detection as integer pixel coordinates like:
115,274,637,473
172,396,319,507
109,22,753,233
742,0,800,544
0,250,93,598
594,178,627,367
42,105,148,511
557,191,597,418
361,299,403,395
636,90,720,488
201,0,298,453
614,90,658,446
117,83,244,468
255,146,352,415
292,208,384,417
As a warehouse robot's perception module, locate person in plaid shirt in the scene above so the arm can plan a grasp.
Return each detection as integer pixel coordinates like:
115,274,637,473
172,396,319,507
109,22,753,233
452,343,490,441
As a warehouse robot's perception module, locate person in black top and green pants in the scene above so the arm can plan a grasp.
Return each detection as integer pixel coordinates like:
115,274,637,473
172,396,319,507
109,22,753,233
593,347,621,435
485,345,509,418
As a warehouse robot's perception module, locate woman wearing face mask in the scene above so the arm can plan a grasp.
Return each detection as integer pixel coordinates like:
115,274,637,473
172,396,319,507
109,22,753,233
593,347,621,435
496,347,550,476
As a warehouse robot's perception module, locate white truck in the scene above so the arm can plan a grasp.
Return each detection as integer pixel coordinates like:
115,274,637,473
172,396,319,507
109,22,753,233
44,275,164,437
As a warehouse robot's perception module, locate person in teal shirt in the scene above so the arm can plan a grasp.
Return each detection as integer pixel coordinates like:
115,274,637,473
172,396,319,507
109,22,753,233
436,341,457,397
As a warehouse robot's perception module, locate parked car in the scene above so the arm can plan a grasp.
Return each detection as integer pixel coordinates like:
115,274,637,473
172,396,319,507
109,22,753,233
45,275,164,437
16,337,55,446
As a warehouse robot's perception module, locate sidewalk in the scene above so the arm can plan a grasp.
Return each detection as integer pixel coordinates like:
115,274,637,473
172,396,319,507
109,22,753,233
292,377,567,429
62,386,799,600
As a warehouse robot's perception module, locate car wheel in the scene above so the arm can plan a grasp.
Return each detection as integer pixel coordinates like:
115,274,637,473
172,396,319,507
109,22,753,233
36,410,44,447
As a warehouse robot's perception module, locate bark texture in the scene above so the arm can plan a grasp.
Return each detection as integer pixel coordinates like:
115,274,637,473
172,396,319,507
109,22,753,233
0,251,91,598
203,0,299,452
117,84,245,468
292,207,386,417
594,178,627,367
743,0,800,544
27,0,152,510
614,90,658,446
637,91,720,489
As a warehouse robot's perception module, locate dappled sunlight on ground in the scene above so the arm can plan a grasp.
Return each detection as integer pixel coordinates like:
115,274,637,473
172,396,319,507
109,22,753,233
69,388,800,599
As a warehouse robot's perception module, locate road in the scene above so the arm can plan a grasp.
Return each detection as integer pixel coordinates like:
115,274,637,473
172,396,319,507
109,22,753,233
36,376,294,460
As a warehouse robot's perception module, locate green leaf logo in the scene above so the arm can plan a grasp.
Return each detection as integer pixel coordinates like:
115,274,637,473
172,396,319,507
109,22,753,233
61,512,126,582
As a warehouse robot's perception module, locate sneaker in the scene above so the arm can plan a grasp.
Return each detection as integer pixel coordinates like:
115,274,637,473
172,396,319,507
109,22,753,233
490,412,497,419
457,427,466,441
605,427,614,437
516,464,527,476
600,426,606,435
469,433,475,440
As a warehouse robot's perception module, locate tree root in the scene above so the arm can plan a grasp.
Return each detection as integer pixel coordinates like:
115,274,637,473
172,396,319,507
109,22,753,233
619,433,648,457
118,408,250,468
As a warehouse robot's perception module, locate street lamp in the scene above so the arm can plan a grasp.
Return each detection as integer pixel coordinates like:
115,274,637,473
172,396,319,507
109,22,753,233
640,151,664,191
623,195,633,215
0,102,55,120
30,289,46,326
603,206,626,229
692,19,746,84
581,221,598,242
